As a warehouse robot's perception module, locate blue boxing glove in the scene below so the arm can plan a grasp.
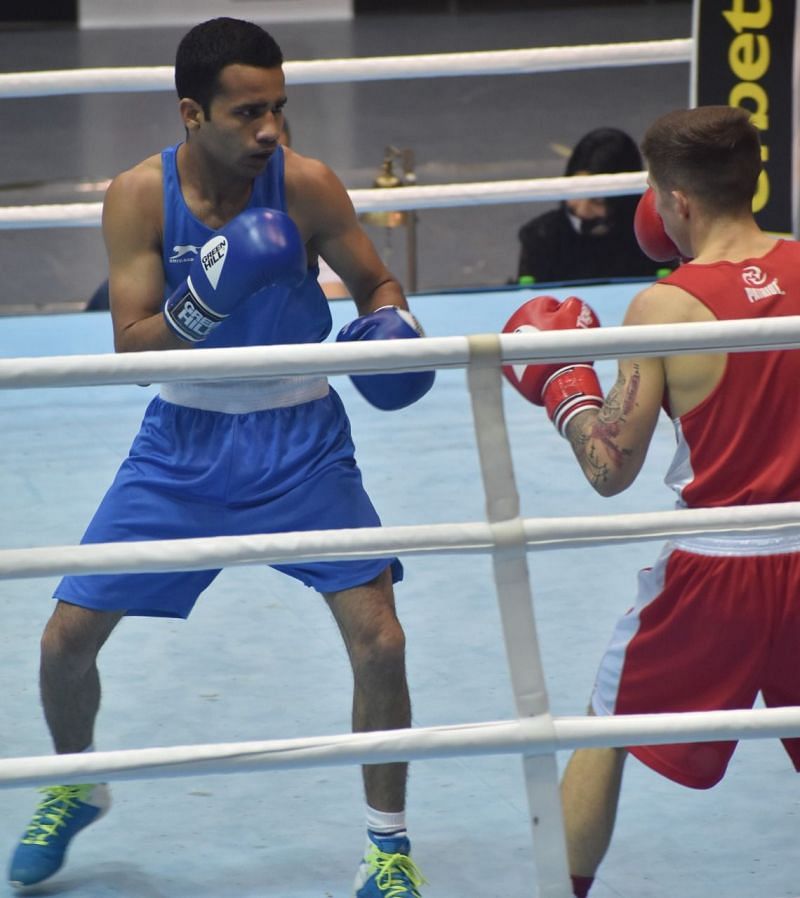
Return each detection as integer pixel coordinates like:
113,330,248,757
336,305,435,410
164,208,306,343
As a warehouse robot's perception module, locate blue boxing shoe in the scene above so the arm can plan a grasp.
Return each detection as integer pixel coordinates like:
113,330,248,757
8,784,110,889
353,831,426,898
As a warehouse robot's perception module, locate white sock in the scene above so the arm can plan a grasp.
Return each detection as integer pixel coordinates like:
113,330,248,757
366,805,407,836
78,744,111,807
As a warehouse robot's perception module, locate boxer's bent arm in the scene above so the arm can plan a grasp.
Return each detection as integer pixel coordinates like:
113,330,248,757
103,168,188,353
562,284,667,496
564,355,664,496
326,224,406,316
288,156,406,316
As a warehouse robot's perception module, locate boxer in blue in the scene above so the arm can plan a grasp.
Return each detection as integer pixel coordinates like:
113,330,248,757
8,17,432,898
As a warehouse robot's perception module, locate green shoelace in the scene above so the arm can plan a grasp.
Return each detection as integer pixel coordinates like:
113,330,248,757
366,844,426,898
21,785,95,846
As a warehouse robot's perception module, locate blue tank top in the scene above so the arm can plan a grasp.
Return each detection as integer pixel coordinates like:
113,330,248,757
161,143,331,348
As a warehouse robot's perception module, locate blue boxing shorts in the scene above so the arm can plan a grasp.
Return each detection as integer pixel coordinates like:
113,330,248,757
55,387,402,618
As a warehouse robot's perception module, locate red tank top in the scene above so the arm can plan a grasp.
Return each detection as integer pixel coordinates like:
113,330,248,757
660,240,800,508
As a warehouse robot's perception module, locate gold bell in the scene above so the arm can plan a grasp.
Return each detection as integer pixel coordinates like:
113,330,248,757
359,147,409,229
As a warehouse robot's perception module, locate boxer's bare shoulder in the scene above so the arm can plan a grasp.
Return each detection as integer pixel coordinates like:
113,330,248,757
623,280,713,327
104,154,163,220
282,147,354,238
103,154,163,248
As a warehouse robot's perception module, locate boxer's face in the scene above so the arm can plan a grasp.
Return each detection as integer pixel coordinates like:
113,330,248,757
198,64,287,176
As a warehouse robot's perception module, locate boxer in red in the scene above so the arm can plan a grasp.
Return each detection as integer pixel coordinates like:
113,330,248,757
503,105,800,896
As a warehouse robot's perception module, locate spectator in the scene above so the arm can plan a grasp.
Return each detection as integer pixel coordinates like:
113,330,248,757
516,127,673,285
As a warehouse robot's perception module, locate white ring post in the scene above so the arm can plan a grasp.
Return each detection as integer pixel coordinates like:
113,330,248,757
466,334,571,898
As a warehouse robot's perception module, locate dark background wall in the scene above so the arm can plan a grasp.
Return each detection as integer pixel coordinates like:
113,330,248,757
1,1,76,23
0,0,687,23
356,0,679,10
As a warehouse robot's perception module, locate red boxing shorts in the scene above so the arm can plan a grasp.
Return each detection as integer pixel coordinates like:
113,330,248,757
592,534,800,789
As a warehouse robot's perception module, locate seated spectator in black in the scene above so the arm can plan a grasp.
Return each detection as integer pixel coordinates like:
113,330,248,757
85,279,110,311
516,127,672,285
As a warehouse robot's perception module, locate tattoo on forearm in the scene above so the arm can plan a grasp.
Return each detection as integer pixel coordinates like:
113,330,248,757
569,365,641,488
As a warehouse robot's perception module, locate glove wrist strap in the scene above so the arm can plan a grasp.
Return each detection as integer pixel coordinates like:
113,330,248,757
543,364,604,437
163,276,228,343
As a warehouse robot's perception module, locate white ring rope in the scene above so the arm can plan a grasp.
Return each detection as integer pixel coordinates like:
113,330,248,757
0,173,649,229
0,317,799,389
0,316,800,578
0,323,797,779
1,322,797,804
0,39,691,99
2,503,799,581
1,707,799,791
0,38,679,228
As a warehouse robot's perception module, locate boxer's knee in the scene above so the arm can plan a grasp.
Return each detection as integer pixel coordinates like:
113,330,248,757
41,602,120,676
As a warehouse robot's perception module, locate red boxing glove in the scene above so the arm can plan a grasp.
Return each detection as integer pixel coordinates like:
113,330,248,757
502,295,604,436
634,187,680,262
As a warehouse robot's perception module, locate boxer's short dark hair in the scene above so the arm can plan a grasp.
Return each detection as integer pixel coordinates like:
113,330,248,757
642,106,761,214
175,17,283,115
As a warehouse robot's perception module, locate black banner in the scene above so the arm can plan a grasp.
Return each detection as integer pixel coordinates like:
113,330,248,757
0,1,76,22
693,0,799,235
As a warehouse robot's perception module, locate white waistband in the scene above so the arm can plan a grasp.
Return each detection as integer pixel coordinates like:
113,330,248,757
159,376,329,413
671,531,800,557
